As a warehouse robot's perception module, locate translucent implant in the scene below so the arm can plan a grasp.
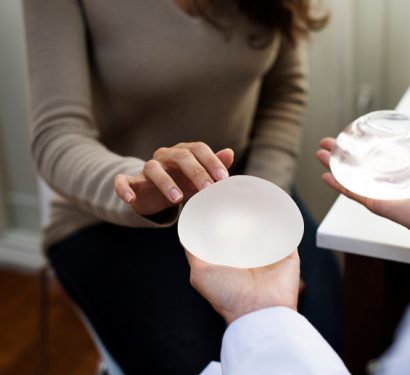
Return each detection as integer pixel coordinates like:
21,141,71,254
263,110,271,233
330,110,410,200
178,175,304,268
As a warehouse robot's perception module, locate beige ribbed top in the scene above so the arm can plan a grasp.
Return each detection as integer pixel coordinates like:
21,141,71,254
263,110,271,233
23,0,308,249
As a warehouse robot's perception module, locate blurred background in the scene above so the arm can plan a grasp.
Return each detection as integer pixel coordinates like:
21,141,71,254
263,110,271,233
0,0,409,374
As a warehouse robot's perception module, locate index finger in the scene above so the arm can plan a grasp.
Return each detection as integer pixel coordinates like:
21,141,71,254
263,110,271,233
182,142,230,182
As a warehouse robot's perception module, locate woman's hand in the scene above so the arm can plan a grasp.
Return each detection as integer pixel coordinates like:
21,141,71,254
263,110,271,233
114,142,234,216
316,137,410,229
185,249,300,324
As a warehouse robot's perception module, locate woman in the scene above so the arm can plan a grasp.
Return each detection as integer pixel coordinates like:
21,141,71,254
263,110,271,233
23,1,327,373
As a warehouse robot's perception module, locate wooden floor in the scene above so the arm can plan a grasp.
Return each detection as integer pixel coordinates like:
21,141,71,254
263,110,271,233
0,265,99,375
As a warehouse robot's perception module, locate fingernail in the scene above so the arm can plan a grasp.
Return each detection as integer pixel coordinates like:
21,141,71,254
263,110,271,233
124,192,133,203
216,168,229,180
170,188,182,202
202,181,212,189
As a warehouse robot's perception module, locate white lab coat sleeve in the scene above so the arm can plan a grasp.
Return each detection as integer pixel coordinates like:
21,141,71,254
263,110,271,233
218,306,350,375
371,306,410,375
200,361,222,375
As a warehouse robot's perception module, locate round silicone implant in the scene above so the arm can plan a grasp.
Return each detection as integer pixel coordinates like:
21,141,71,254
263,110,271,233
330,110,410,200
178,175,304,268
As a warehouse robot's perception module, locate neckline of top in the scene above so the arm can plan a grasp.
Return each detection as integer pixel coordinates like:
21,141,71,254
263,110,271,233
164,0,204,26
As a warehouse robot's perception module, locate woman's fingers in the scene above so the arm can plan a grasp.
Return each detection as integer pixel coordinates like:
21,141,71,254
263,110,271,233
115,164,184,205
143,160,183,203
216,148,235,170
115,169,181,215
115,143,235,212
154,143,234,192
114,173,138,203
179,142,231,182
171,148,215,190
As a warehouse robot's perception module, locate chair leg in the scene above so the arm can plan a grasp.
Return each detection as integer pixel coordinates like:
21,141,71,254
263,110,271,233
38,265,49,375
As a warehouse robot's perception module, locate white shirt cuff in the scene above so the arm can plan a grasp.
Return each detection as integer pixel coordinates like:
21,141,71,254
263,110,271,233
221,306,350,375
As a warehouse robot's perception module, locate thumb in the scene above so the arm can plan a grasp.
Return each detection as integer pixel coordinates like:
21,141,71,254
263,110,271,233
216,148,234,170
114,173,141,203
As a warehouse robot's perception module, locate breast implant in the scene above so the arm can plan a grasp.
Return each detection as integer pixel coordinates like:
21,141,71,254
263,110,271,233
330,110,410,200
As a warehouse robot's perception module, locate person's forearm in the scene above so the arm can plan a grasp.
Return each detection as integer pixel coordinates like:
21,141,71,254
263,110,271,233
24,0,179,228
244,146,298,192
245,39,307,191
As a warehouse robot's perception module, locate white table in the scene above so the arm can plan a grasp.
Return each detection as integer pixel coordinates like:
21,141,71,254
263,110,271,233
317,87,410,263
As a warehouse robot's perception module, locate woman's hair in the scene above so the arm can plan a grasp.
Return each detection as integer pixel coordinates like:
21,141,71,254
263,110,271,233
195,0,328,46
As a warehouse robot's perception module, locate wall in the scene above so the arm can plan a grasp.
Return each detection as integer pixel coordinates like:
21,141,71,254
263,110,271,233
385,0,410,108
295,0,355,222
0,0,43,270
0,0,39,232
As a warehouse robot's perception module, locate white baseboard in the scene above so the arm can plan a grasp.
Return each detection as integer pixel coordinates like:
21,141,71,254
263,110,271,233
0,229,45,272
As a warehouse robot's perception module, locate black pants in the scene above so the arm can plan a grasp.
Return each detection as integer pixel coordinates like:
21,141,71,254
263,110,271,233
49,196,342,374
48,224,225,374
294,194,342,354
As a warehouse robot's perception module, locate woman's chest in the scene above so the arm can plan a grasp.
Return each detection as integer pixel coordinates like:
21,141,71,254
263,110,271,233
82,0,280,97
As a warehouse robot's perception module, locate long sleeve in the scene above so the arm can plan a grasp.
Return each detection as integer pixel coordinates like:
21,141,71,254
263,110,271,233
371,306,410,375
22,0,177,228
210,307,349,375
245,38,308,192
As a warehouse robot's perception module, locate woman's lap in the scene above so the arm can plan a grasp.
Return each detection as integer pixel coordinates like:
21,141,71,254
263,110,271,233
48,197,342,373
48,223,225,375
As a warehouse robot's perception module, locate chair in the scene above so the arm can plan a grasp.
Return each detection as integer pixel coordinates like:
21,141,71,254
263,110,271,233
37,178,124,375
